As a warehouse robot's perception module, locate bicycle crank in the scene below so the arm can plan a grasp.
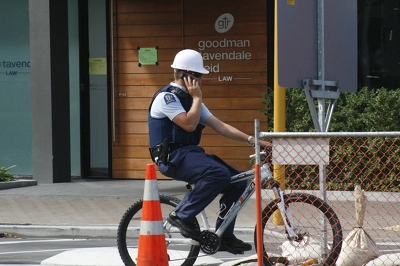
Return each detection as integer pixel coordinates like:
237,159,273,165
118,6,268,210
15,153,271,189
198,231,220,254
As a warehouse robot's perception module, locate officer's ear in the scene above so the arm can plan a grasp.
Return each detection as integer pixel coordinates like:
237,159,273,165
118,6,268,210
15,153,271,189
174,69,184,80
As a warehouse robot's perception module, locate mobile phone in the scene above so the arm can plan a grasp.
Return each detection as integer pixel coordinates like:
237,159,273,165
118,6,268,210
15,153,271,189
180,73,188,79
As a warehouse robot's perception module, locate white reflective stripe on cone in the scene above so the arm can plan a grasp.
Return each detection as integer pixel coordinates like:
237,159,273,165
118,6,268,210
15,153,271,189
143,180,160,201
140,220,165,235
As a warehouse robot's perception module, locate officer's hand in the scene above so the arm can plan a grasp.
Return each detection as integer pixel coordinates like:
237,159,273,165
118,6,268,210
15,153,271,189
260,140,272,148
184,76,202,100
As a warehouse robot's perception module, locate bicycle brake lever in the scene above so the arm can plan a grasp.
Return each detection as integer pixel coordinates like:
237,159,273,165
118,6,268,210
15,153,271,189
249,151,267,158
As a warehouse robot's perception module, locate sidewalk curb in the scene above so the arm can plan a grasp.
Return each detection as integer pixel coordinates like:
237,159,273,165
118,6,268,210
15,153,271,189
0,225,254,239
0,225,118,239
0,179,37,190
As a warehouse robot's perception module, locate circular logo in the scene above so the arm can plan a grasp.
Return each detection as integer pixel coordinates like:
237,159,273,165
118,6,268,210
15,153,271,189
215,13,234,33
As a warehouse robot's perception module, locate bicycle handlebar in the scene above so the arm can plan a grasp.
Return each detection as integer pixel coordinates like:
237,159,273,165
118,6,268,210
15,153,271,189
249,147,272,161
249,151,268,159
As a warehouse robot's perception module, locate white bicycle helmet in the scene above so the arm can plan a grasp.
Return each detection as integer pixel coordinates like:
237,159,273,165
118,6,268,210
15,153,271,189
171,49,209,74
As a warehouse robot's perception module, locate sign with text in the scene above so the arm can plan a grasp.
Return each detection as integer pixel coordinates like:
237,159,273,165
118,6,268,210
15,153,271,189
184,4,267,85
0,59,30,80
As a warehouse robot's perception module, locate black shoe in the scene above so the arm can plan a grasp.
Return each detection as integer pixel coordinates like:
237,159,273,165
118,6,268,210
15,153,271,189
167,212,201,239
219,237,252,254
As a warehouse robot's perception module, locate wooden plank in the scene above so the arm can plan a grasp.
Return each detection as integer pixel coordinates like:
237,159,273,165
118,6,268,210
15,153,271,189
116,97,266,110
116,34,267,49
113,145,251,160
115,86,160,97
115,49,177,62
183,0,266,10
116,109,266,122
116,72,267,86
112,169,171,180
113,134,149,145
116,121,148,134
115,57,267,74
115,85,267,98
183,9,267,24
202,98,266,109
116,0,181,13
116,0,266,13
206,109,267,122
113,158,153,170
113,146,150,158
116,109,148,121
114,73,171,86
114,46,266,63
113,131,273,147
184,23,266,36
116,24,182,37
202,122,268,135
112,157,253,177
116,12,182,25
115,62,171,74
112,160,253,180
188,35,268,48
116,37,184,50
115,121,264,134
117,22,267,37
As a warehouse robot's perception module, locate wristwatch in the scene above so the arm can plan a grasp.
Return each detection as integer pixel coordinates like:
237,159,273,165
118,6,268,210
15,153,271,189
247,136,255,147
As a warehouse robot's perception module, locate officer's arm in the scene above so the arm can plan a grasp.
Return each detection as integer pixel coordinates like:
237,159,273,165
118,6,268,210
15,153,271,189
172,97,202,132
204,116,271,147
203,116,249,142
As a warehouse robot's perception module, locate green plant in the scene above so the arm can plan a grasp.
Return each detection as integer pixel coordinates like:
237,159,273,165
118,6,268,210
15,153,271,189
259,87,400,192
0,165,16,182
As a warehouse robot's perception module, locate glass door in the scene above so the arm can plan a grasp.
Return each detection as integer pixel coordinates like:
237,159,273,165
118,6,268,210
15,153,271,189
79,0,111,178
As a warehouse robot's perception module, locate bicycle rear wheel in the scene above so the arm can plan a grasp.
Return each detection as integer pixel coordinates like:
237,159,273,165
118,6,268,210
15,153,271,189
255,193,342,266
117,194,201,266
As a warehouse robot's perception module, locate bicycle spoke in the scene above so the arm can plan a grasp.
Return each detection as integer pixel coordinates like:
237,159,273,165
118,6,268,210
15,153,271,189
257,193,342,266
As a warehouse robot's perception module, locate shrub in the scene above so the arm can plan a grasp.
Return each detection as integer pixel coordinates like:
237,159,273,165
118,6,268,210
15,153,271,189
260,87,400,192
0,165,16,182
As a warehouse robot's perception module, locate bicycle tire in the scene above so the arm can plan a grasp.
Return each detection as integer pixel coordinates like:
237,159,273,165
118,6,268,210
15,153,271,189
255,193,343,266
117,194,201,266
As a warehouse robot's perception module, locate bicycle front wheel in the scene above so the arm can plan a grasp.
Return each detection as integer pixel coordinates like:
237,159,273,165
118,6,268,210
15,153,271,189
255,193,342,266
117,194,201,266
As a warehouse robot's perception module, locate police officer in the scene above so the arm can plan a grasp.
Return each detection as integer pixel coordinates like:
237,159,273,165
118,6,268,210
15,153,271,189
148,49,268,254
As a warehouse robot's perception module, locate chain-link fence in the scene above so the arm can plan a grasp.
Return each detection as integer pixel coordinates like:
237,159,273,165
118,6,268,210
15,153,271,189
255,129,400,266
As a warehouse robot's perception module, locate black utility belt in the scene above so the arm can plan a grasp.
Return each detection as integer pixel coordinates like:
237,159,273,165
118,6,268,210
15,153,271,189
149,140,183,164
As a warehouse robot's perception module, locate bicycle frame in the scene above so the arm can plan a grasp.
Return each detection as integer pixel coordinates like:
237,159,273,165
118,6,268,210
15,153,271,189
213,163,272,237
164,158,301,245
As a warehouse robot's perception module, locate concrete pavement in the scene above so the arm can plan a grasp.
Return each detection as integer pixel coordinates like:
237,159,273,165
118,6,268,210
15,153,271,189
0,178,257,265
0,178,398,266
0,178,257,238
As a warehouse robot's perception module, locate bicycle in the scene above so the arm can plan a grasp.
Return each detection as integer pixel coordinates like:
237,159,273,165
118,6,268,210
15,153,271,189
117,150,343,266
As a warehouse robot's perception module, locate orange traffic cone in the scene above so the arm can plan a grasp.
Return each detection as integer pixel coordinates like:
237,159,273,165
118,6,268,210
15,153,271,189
136,163,169,266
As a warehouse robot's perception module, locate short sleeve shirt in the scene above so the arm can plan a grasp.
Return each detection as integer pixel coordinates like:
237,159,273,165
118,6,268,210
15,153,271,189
150,82,212,123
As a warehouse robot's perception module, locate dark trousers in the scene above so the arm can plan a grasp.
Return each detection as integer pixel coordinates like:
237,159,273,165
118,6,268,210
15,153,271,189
158,145,247,239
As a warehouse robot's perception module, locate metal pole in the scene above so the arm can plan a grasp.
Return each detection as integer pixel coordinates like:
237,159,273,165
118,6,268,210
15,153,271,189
254,119,263,266
110,0,116,141
258,131,400,138
317,0,328,257
273,0,285,226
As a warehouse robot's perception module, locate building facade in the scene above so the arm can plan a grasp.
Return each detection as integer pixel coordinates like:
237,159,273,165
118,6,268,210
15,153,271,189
0,0,398,182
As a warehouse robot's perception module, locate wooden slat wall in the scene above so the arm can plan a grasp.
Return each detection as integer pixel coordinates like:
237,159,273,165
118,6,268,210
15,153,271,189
113,0,268,179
